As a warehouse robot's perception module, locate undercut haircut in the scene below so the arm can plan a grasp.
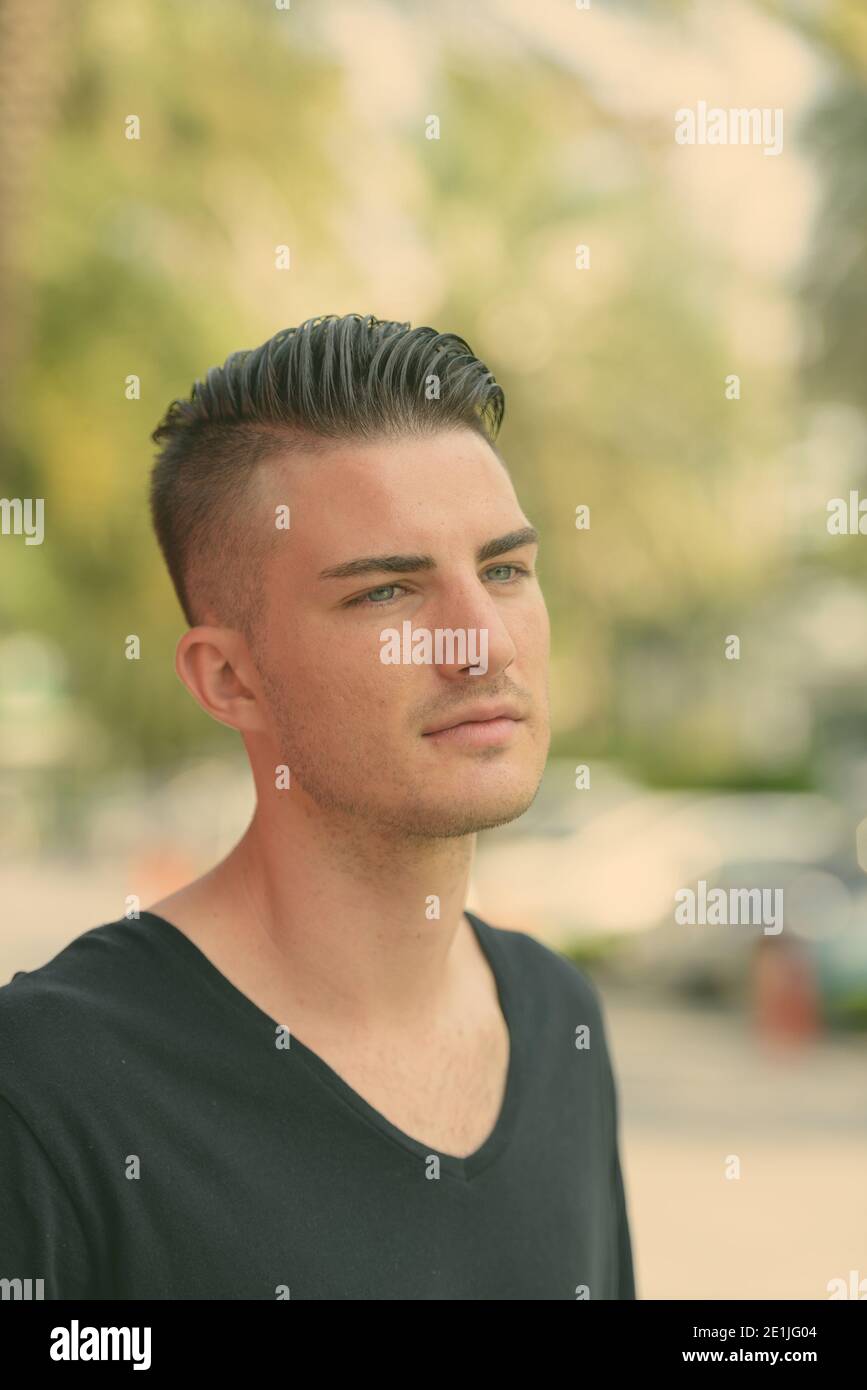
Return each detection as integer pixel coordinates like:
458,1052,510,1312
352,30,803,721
149,313,506,641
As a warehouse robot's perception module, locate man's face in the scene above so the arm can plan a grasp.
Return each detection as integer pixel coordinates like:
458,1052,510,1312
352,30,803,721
249,428,551,838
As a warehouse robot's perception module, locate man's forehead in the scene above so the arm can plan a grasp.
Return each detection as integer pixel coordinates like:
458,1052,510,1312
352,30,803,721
253,431,520,561
262,428,508,491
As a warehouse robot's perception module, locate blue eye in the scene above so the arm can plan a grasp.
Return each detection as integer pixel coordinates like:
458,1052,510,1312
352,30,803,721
346,584,407,607
345,564,529,608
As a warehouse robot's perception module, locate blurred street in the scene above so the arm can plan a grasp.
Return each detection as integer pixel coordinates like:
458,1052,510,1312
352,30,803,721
605,986,867,1300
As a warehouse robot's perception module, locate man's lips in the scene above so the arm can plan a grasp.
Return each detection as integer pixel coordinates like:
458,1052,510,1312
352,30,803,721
421,706,525,747
421,704,524,736
422,716,522,747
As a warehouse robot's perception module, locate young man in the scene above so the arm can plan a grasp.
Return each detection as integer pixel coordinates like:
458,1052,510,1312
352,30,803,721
0,314,636,1299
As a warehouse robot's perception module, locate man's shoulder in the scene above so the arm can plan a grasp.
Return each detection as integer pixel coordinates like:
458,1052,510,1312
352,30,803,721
1,915,149,1008
0,916,160,1088
469,911,606,1019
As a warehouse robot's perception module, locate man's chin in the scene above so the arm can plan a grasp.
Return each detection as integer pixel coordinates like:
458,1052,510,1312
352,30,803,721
395,786,541,840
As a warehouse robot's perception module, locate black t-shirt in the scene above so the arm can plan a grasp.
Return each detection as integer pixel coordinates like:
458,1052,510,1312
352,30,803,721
0,908,636,1300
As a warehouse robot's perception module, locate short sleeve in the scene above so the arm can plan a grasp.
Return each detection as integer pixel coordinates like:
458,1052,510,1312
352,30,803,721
0,1091,95,1299
612,1142,636,1299
597,998,637,1300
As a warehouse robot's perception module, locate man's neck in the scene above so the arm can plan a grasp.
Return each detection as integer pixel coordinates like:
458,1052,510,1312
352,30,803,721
147,800,478,1038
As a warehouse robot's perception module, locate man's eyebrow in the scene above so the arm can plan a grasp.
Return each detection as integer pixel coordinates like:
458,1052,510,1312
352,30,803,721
318,526,539,581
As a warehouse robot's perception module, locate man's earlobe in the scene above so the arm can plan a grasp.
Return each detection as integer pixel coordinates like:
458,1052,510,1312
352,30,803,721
172,626,266,737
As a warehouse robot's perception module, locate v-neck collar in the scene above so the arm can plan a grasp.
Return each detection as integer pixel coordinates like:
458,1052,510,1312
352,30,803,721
136,907,523,1185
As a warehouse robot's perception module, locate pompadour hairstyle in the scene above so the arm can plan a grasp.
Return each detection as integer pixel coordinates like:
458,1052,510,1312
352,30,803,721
149,313,506,639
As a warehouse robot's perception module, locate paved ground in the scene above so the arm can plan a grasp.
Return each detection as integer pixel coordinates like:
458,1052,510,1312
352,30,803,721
602,986,867,1300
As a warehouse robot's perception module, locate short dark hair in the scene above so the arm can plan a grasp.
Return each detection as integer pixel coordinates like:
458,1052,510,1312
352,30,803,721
149,313,506,636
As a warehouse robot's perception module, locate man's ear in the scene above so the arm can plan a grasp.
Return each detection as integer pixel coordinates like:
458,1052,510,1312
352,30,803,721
174,626,268,734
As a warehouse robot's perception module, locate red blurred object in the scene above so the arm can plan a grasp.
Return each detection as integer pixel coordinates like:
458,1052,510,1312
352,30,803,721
751,935,822,1050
